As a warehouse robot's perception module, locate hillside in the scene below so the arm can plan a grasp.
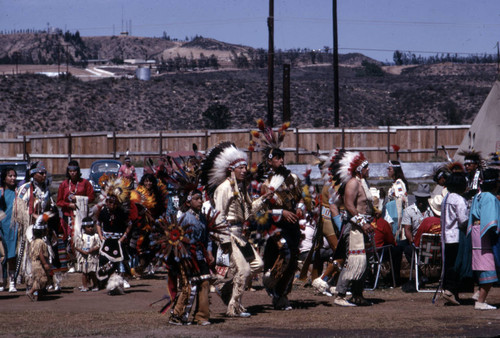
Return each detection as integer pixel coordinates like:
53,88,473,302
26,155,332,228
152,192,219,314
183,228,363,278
0,33,498,132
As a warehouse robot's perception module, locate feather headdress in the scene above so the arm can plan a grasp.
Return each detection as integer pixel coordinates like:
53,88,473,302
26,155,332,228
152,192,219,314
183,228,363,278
458,149,483,166
99,174,132,206
249,118,290,160
330,150,368,195
162,151,202,206
318,148,340,182
200,141,247,195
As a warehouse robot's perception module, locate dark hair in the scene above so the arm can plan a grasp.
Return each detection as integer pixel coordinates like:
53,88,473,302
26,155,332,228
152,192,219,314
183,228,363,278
480,168,499,193
1,167,17,189
33,227,46,239
389,160,409,191
445,172,467,194
139,173,165,215
267,148,285,160
66,160,82,180
433,166,450,183
82,216,94,227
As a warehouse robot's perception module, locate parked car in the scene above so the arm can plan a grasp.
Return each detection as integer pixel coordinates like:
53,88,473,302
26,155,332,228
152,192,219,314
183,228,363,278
0,161,28,186
88,159,122,193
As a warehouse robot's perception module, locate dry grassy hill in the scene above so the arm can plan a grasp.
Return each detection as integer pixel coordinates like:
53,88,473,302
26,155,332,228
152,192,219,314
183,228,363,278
0,33,498,132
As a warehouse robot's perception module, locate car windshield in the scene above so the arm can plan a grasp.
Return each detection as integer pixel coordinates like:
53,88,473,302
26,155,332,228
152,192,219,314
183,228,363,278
92,162,120,173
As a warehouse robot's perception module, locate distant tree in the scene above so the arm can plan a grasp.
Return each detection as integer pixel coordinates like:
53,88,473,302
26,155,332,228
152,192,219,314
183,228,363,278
357,60,384,77
208,54,219,69
393,50,403,65
202,103,231,129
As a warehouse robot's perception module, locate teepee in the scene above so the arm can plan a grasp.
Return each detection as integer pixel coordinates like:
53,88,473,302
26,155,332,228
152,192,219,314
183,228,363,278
454,81,500,162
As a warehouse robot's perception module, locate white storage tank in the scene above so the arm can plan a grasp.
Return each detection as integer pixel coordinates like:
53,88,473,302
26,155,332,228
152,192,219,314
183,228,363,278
136,67,151,81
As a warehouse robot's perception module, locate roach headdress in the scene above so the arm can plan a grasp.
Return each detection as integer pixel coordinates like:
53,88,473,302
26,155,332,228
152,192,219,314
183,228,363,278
249,118,290,161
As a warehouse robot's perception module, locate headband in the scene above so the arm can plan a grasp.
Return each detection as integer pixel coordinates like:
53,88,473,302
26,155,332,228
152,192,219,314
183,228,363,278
356,160,369,172
229,159,247,169
388,161,401,168
33,223,47,230
464,159,478,165
67,165,79,171
82,221,94,227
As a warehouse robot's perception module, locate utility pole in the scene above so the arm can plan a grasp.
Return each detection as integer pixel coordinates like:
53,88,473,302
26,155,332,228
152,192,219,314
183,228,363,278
283,64,291,122
267,0,274,127
332,0,340,127
497,41,499,74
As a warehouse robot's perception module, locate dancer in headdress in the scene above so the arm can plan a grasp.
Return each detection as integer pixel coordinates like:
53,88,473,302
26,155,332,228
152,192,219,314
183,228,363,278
25,213,52,301
169,183,215,325
200,141,269,317
95,175,135,294
459,150,483,200
13,161,53,291
250,119,304,310
310,148,343,294
330,150,375,306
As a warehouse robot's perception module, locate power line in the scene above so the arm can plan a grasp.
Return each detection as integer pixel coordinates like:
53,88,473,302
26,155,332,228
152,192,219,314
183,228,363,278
339,47,496,56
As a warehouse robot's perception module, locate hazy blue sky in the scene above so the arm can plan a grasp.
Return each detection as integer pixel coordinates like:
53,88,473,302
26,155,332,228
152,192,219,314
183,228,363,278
1,0,499,62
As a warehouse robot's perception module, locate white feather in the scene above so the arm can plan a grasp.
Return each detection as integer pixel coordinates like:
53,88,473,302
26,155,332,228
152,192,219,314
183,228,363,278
209,145,247,188
106,273,125,295
268,173,285,191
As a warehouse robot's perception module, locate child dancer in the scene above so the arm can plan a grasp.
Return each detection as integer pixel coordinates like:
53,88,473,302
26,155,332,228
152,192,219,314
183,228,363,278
75,217,101,292
26,216,51,301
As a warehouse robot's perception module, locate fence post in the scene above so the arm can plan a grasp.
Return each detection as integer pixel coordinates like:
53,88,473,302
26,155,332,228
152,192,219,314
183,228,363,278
295,127,299,163
112,131,117,159
434,125,438,158
204,130,209,152
23,135,27,161
67,133,72,162
387,125,391,161
249,130,253,164
341,128,345,149
159,131,163,156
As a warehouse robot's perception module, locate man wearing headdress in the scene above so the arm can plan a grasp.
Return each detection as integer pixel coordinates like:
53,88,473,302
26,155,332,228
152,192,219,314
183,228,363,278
249,119,305,310
330,151,375,307
459,150,483,200
13,161,52,290
200,141,270,318
259,147,305,310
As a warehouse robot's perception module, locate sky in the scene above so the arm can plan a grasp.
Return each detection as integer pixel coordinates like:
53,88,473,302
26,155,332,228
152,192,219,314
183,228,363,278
1,0,499,63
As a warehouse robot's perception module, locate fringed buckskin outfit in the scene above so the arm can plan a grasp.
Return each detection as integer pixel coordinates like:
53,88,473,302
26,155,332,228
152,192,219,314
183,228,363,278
213,176,265,317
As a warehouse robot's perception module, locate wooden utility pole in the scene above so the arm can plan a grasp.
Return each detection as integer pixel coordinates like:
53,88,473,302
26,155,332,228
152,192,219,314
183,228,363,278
267,0,274,127
332,0,340,127
283,64,291,122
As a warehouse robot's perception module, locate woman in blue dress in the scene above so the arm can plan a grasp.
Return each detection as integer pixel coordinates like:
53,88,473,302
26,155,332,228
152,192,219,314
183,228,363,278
0,167,18,292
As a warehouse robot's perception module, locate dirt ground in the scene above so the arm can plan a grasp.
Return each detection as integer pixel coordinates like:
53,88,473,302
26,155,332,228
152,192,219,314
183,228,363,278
1,271,500,337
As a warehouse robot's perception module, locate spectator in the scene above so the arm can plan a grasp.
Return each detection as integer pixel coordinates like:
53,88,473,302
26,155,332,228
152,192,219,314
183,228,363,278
440,172,468,305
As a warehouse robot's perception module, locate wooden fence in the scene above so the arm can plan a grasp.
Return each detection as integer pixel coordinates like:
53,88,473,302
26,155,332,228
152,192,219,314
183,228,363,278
0,125,470,175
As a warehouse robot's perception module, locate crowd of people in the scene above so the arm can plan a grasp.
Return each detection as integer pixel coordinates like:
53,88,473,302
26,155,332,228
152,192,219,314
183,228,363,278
0,119,499,325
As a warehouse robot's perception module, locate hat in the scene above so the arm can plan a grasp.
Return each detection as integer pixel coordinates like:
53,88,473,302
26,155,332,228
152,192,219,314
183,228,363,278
413,183,431,198
428,194,443,216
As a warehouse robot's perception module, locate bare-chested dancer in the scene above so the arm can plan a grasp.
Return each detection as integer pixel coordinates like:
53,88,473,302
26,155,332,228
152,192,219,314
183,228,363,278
331,151,375,307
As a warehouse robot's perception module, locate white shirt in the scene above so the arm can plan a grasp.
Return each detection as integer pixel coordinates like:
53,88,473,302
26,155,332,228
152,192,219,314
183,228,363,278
441,192,469,244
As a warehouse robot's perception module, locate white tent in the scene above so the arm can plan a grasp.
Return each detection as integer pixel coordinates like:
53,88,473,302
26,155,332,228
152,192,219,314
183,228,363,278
454,81,500,162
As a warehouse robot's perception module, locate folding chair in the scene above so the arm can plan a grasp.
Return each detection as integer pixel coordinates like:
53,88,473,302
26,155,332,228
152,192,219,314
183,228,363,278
365,245,396,291
410,233,442,292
